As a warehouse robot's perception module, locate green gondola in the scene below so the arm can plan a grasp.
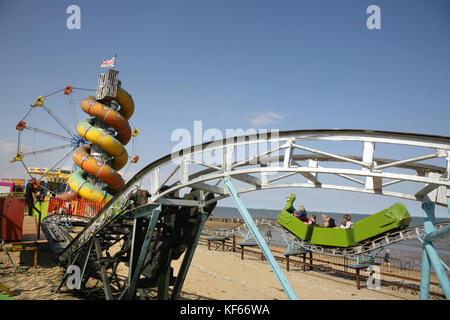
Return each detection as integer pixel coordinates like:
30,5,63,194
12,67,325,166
277,194,412,247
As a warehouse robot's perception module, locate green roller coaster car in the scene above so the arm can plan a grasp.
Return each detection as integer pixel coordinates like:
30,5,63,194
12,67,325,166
277,194,412,247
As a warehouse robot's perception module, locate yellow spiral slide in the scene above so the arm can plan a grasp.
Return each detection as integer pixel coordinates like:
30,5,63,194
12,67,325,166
67,88,134,203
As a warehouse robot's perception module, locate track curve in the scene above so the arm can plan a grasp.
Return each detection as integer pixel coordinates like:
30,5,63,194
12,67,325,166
59,129,450,265
49,128,450,300
203,219,450,257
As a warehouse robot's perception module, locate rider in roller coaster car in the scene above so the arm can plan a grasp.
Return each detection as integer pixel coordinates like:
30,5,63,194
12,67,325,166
285,194,310,223
294,205,308,223
320,214,336,228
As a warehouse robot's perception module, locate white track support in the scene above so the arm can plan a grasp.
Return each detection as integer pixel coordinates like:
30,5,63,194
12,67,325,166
362,141,377,190
307,159,319,185
151,167,160,195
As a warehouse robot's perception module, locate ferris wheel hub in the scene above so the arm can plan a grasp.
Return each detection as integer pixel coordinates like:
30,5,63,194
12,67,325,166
70,135,87,149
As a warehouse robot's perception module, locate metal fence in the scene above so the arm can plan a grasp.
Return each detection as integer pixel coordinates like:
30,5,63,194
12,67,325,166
202,236,446,299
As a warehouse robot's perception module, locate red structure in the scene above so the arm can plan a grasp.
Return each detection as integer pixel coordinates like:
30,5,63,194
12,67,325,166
0,197,25,241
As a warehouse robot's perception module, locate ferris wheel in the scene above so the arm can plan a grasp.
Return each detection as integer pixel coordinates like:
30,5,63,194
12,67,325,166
11,85,140,189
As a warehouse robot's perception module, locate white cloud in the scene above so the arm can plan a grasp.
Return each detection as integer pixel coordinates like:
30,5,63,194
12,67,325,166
0,139,20,156
0,139,24,179
248,112,283,127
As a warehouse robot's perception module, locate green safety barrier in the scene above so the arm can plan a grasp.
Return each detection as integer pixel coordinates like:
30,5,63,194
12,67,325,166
33,200,49,222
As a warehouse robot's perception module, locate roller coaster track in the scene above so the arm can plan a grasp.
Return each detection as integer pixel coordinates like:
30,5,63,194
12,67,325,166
48,129,450,299
203,219,450,257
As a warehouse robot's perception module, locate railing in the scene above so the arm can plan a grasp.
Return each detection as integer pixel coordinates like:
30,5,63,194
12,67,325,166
47,198,104,218
203,236,446,299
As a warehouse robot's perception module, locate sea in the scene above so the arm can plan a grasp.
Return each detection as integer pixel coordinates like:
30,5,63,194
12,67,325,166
210,206,450,270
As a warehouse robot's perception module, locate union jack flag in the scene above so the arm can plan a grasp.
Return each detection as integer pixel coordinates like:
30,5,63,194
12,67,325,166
100,56,115,68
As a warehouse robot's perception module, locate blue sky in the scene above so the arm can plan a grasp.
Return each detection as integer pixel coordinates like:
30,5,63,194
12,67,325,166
0,1,449,217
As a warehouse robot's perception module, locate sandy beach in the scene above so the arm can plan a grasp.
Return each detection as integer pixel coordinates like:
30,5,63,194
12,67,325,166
173,239,419,300
0,236,421,301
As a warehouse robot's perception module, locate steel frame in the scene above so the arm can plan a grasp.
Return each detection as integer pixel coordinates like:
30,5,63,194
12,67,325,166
58,129,450,300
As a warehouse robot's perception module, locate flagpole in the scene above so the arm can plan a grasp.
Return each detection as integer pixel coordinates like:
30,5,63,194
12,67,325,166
113,53,117,70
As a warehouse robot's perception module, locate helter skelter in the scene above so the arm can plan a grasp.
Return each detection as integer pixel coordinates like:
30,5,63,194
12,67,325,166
11,68,140,202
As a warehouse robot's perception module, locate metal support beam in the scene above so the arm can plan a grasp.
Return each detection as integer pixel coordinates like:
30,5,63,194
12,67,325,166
222,176,298,300
191,182,226,195
423,241,450,299
233,173,262,187
362,141,376,190
423,224,450,242
419,199,450,300
374,152,439,170
156,198,202,207
94,238,113,300
292,161,321,185
420,240,431,300
171,209,209,300
79,238,94,289
127,204,161,299
415,184,440,200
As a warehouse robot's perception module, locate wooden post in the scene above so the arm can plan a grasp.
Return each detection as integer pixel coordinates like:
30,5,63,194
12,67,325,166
286,256,290,271
241,245,244,260
302,253,306,272
232,235,236,252
355,269,361,290
33,245,38,267
37,204,42,240
344,256,348,274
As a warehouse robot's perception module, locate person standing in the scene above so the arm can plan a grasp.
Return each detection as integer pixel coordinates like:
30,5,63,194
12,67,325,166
265,226,272,245
24,178,41,217
383,249,392,273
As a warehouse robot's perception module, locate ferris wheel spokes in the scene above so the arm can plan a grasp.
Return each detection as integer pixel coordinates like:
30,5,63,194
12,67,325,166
22,125,73,142
65,86,79,129
41,103,76,137
20,143,73,157
37,148,74,182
